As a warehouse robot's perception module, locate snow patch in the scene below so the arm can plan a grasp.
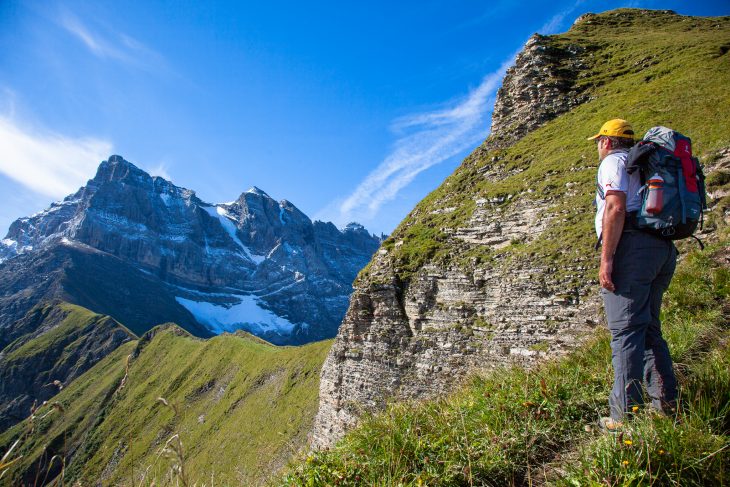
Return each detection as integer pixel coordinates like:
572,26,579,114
266,243,280,259
176,294,298,335
0,239,17,263
246,186,269,197
279,205,286,225
58,237,103,254
159,193,172,206
203,205,266,264
256,278,304,298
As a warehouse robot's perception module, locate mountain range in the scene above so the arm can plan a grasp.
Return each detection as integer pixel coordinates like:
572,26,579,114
0,155,379,432
0,155,381,346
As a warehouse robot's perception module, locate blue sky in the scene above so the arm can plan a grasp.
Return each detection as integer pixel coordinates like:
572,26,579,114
1,1,728,236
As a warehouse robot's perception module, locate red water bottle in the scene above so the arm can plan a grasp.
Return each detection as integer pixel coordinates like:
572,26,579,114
646,173,664,214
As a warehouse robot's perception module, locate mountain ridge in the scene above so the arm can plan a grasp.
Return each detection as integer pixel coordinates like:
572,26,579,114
0,308,331,485
0,301,136,431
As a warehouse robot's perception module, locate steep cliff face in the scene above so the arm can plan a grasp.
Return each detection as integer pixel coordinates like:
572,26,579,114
0,156,380,345
312,9,730,448
486,33,590,150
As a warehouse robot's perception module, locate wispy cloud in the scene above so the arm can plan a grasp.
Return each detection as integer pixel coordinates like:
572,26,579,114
538,0,587,35
328,55,515,226
321,2,596,231
0,115,112,198
58,11,165,70
148,160,173,181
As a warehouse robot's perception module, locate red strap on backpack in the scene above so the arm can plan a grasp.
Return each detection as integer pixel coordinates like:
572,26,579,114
674,138,698,192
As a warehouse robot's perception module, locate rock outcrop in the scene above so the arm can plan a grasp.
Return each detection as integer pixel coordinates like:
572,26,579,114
310,25,598,452
311,213,598,447
485,34,590,150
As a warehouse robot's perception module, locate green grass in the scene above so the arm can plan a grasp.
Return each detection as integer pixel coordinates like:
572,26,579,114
0,323,331,486
279,239,729,486
3,302,133,362
360,9,730,285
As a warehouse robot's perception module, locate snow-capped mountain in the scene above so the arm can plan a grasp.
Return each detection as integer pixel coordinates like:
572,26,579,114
0,155,381,345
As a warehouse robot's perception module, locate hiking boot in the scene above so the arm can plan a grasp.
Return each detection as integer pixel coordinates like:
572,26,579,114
598,417,624,433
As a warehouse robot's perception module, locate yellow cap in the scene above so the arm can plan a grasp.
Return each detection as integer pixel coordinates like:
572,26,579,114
586,119,635,140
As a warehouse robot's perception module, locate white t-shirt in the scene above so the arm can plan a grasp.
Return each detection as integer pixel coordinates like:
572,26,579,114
594,150,642,237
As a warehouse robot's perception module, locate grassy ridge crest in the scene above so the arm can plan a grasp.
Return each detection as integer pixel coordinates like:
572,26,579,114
0,317,331,486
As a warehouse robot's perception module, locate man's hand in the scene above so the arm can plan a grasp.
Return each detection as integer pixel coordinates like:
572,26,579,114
599,257,615,291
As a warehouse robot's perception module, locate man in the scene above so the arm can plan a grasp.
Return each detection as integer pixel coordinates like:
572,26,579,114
589,119,678,431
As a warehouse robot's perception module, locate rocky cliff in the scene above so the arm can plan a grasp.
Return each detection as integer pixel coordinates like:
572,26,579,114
0,156,381,345
311,9,730,448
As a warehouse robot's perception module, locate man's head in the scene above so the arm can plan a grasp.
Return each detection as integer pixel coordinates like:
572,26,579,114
588,119,635,160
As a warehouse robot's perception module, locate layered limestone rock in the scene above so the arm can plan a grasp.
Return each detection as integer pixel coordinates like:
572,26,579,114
485,34,590,150
311,209,599,448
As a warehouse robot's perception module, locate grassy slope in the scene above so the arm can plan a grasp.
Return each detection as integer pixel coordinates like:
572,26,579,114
281,238,729,487
364,9,730,284
280,9,730,487
0,302,136,433
0,323,331,486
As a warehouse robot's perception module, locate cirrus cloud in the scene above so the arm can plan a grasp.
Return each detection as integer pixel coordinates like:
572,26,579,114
329,54,515,226
0,115,113,198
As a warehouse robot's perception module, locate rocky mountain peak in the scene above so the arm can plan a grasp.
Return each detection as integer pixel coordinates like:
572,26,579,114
92,155,151,185
243,186,270,198
343,222,366,233
483,32,589,150
278,199,312,228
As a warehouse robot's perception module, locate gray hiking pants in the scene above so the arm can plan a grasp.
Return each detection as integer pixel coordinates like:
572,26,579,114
601,230,678,420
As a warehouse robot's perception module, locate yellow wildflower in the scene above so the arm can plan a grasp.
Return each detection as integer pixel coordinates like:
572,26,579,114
632,406,639,412
622,460,629,466
659,449,665,455
624,440,633,446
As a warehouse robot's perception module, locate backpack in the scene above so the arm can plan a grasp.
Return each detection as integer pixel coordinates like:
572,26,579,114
625,126,707,244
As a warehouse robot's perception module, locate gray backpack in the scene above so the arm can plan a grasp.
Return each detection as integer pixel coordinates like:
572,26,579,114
626,126,707,244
